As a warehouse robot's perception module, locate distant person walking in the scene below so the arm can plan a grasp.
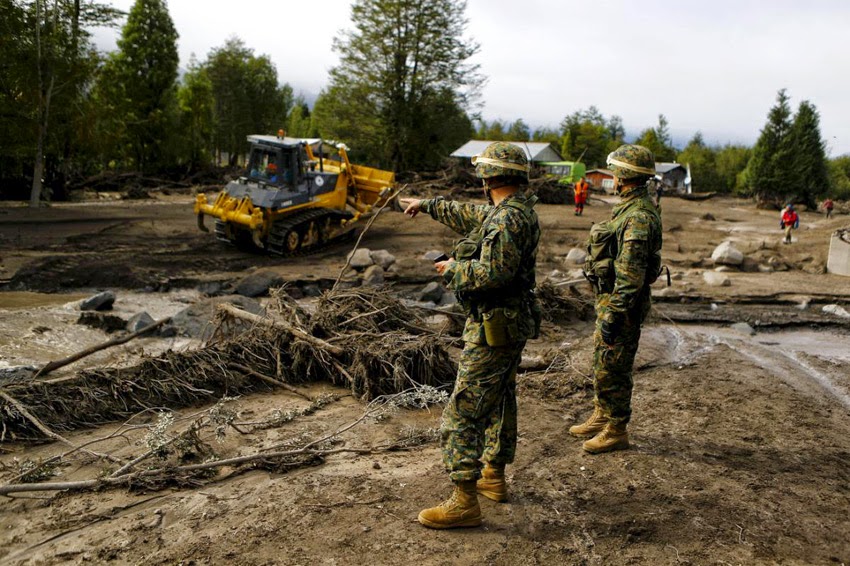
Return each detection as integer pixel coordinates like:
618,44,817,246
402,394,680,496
823,198,834,219
574,177,589,216
780,204,799,244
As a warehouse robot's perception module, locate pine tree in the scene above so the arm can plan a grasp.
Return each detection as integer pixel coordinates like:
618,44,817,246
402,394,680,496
316,0,481,170
744,89,795,203
106,0,179,172
789,100,829,206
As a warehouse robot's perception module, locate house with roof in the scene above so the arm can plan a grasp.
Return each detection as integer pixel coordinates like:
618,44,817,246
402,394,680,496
450,140,562,164
656,162,690,194
586,168,615,193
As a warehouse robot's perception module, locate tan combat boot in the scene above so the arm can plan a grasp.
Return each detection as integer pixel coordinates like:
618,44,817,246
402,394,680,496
582,422,629,454
569,404,609,438
476,463,507,502
418,480,482,529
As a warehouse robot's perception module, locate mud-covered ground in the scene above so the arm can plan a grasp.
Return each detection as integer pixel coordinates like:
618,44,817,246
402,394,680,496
1,191,849,565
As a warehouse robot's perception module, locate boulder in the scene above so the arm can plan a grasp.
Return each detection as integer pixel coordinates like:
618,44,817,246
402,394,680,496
714,265,736,273
417,281,445,303
369,249,397,270
740,257,760,273
126,311,155,332
438,292,458,306
711,241,744,266
822,304,850,319
347,248,374,270
361,265,385,287
565,248,587,265
165,295,264,339
234,270,285,297
730,322,756,336
703,272,731,287
80,291,115,311
77,312,126,333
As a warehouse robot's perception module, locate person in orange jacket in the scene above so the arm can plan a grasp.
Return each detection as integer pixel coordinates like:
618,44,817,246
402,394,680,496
574,177,589,216
780,204,799,244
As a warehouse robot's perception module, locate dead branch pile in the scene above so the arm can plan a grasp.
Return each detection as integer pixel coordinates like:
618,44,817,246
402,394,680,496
536,279,594,323
0,288,456,442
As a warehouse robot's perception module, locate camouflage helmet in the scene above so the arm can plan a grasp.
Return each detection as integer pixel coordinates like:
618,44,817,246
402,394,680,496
471,142,530,180
606,144,655,180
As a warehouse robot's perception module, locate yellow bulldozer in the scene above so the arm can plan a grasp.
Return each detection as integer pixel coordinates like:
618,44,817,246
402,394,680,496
194,134,395,255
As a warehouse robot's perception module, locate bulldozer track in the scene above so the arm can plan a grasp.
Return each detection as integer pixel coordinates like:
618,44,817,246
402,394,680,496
265,208,355,257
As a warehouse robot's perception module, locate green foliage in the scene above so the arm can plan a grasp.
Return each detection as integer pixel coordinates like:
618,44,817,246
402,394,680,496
558,107,625,167
743,90,831,207
676,132,750,194
100,0,180,172
828,156,850,200
286,96,318,138
204,37,293,166
743,89,796,202
316,0,481,170
633,114,676,162
789,100,830,204
177,58,214,168
474,118,531,142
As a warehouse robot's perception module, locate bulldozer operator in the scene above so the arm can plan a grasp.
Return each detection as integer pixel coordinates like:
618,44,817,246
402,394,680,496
400,142,541,530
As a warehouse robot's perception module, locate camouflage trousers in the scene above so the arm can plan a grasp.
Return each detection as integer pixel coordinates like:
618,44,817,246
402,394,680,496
592,308,644,426
441,340,525,482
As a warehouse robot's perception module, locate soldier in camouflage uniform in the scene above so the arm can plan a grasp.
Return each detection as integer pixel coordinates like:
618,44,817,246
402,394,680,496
400,142,541,529
570,144,663,454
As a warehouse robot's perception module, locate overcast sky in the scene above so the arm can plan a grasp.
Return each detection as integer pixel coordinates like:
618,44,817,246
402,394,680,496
94,0,850,155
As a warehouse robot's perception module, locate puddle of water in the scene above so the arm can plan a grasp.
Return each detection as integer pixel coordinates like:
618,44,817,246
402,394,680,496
645,325,850,411
0,291,88,310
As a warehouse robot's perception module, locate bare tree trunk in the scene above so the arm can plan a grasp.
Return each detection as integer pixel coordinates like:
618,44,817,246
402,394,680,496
29,0,55,208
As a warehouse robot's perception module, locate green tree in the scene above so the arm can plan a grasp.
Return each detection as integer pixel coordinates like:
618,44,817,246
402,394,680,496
531,126,560,144
105,0,179,172
715,144,751,194
634,114,676,162
559,106,623,167
505,119,530,141
743,89,796,203
286,96,317,138
177,57,214,169
677,132,721,192
828,156,850,200
205,37,292,166
316,0,482,170
789,100,829,205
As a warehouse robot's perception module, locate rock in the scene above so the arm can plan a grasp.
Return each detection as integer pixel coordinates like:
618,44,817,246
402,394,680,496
703,272,731,287
422,250,445,261
347,248,374,270
197,281,225,296
670,272,684,281
438,292,457,306
730,322,755,336
700,212,716,221
417,281,445,303
565,248,587,265
361,265,385,287
166,295,264,339
654,287,679,298
822,304,850,319
424,314,450,329
302,284,323,297
520,355,548,371
757,264,774,273
567,269,585,280
714,265,736,272
234,270,285,297
77,312,127,333
369,249,396,270
740,257,760,273
80,291,115,311
767,256,789,272
285,286,304,300
711,241,744,266
126,311,155,332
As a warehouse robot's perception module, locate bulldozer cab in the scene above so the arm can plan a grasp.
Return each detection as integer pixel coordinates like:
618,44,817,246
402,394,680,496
246,140,303,188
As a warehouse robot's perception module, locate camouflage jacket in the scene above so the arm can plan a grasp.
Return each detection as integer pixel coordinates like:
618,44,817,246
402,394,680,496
421,193,541,344
597,184,663,322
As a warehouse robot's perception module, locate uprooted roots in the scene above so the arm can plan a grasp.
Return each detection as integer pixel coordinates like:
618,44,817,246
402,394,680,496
0,288,457,441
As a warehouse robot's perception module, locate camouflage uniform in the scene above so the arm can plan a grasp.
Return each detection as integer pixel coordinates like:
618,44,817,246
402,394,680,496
420,192,540,482
587,182,662,425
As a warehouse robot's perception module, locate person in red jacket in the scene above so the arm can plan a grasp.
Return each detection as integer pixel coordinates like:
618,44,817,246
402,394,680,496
780,204,799,244
823,198,834,219
574,177,589,216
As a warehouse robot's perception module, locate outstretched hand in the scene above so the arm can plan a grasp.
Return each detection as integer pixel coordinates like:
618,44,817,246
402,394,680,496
399,198,422,218
435,258,455,275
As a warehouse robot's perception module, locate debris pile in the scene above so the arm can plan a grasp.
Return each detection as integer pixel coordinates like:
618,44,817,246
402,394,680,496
0,288,456,441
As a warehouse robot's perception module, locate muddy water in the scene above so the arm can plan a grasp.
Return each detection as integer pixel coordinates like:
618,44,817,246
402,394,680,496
642,325,850,410
0,291,88,309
